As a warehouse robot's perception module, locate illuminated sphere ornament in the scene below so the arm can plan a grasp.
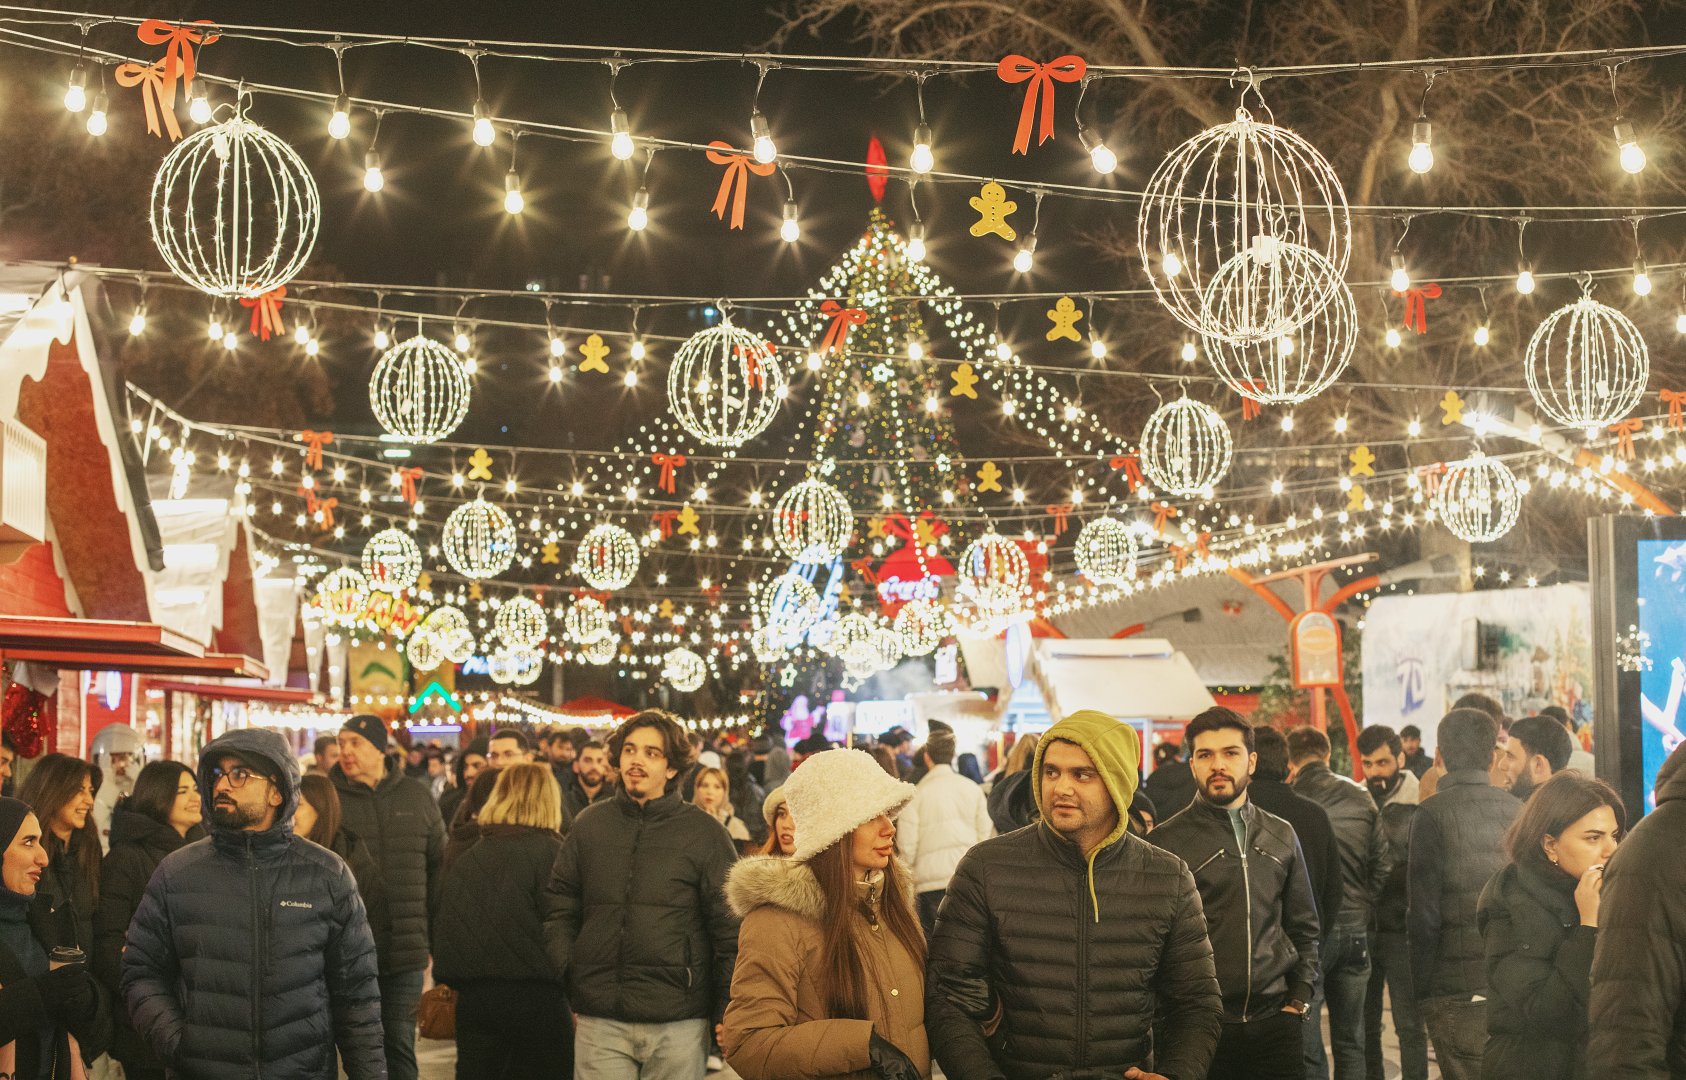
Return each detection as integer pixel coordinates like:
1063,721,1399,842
958,532,1030,617
420,605,475,664
1201,245,1357,405
361,528,421,593
750,627,787,664
1523,292,1650,431
1074,515,1140,585
1139,108,1350,343
663,647,707,692
666,321,787,447
494,596,547,648
442,497,517,580
827,613,877,662
1435,451,1523,544
150,111,320,299
405,631,444,672
489,645,544,686
564,596,613,645
870,627,905,670
314,568,370,629
756,573,822,634
1140,397,1234,496
773,479,853,565
580,633,619,666
369,336,472,444
893,598,950,657
573,523,640,590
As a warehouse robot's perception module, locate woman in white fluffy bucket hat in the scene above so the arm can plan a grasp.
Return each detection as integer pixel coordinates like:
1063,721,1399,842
721,748,928,1079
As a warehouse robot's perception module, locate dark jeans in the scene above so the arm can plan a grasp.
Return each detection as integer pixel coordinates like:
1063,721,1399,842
1303,923,1370,1080
1364,930,1427,1080
1211,1012,1306,1080
379,968,426,1080
456,979,574,1080
917,889,945,936
1421,995,1487,1080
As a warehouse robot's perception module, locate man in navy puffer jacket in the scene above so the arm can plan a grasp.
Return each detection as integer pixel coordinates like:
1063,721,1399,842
120,728,386,1079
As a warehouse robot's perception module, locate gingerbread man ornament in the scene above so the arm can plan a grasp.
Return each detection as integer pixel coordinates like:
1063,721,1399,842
969,182,1018,241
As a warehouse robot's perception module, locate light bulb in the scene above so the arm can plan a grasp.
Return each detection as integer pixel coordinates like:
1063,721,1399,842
909,123,933,174
905,222,926,263
305,338,320,357
806,352,822,371
1162,250,1182,278
549,335,565,358
609,107,634,161
463,355,478,375
1277,335,1295,356
1473,323,1490,347
189,85,211,124
1385,327,1403,348
1633,259,1652,297
455,330,472,352
1013,233,1037,274
995,341,1012,361
630,338,646,362
907,338,925,362
1515,265,1535,294
548,364,563,383
1079,126,1117,174
223,330,237,351
294,323,311,346
472,100,495,147
208,317,224,342
362,150,385,192
1615,121,1645,174
1280,414,1295,433
328,94,351,140
1408,419,1422,437
63,65,86,112
503,170,525,215
1090,338,1107,360
373,327,390,350
623,370,638,388
86,93,108,137
128,310,146,336
627,187,649,231
780,200,800,243
1407,119,1434,174
1180,341,1197,363
750,110,776,165
1389,253,1410,293
1676,311,1686,335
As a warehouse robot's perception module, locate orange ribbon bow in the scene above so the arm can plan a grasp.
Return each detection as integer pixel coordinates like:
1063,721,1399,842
1418,462,1447,498
1395,283,1443,334
1662,389,1686,432
651,510,679,539
1046,504,1074,538
397,467,423,504
114,60,183,141
136,19,219,100
298,488,336,530
706,141,775,229
736,340,774,390
1610,418,1645,460
239,287,286,341
299,430,333,471
1195,532,1212,559
1169,543,1190,572
996,54,1087,154
850,557,881,585
1108,453,1144,492
651,452,686,494
1238,382,1264,421
1151,501,1181,535
817,300,868,355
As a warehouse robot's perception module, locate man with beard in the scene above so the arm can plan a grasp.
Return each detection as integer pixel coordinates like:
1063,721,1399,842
1493,715,1573,801
1151,708,1321,1080
561,739,614,826
1356,726,1427,1080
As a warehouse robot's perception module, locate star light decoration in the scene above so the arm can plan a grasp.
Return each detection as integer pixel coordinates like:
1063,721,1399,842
666,321,788,447
1139,396,1235,496
1523,290,1650,432
442,497,517,580
369,336,472,444
663,646,708,692
361,527,421,593
1435,451,1524,543
573,523,641,590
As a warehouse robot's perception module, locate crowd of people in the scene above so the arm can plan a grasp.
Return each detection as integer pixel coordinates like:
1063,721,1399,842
1,693,1683,1080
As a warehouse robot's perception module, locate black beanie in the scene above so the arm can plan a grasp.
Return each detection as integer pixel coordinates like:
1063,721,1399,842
341,714,389,754
0,797,33,850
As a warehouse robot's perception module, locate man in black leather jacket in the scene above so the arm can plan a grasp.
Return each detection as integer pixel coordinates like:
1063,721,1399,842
1152,708,1321,1080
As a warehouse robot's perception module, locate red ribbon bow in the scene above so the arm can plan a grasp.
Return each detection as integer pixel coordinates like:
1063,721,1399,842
1609,418,1645,460
299,430,333,471
817,300,868,356
850,557,881,585
1395,283,1443,334
1046,504,1073,538
1194,532,1212,559
996,54,1087,154
239,287,286,341
651,452,686,494
735,340,774,390
298,488,336,530
1169,542,1190,572
705,141,776,230
136,19,219,101
1238,382,1264,421
114,60,183,141
1108,453,1144,493
397,467,423,504
1418,462,1447,498
1662,389,1686,432
1151,501,1181,535
651,510,679,539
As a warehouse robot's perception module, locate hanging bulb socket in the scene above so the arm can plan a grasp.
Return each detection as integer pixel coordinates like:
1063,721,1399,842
750,109,776,164
1013,232,1037,274
503,169,525,215
909,123,934,174
362,149,385,192
188,83,211,124
64,64,87,112
1079,126,1118,174
1614,119,1646,174
780,199,800,243
471,100,496,147
1390,252,1410,293
627,186,650,231
905,221,927,263
1407,119,1434,174
85,91,108,137
609,107,634,161
328,94,352,140
1633,257,1652,297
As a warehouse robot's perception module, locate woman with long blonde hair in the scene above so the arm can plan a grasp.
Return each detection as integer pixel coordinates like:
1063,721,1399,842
692,765,752,849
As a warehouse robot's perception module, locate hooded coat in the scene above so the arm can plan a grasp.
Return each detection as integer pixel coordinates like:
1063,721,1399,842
119,728,386,1079
926,710,1222,1080
721,856,928,1080
1477,860,1593,1080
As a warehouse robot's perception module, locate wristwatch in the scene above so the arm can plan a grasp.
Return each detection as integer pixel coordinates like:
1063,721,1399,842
1285,998,1310,1019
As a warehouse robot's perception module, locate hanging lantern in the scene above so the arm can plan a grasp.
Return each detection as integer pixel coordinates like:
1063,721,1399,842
564,596,613,645
1436,451,1523,543
826,612,877,663
1140,396,1234,496
494,596,547,648
1201,246,1357,405
958,532,1031,620
419,605,475,664
442,497,517,580
1523,292,1650,431
1074,515,1140,585
405,631,444,672
580,633,619,666
756,573,822,634
666,321,787,446
362,528,422,593
369,336,473,444
664,647,707,692
893,597,950,657
573,523,641,590
150,111,320,298
772,478,853,565
312,568,370,629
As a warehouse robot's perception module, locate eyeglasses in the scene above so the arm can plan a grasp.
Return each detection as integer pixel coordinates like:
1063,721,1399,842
208,765,268,789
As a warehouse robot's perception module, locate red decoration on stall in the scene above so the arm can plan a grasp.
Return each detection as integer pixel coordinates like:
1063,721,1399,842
706,141,775,229
1,682,49,758
995,54,1087,154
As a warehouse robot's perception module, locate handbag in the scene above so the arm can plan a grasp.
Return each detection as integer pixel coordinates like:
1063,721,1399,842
416,984,457,1040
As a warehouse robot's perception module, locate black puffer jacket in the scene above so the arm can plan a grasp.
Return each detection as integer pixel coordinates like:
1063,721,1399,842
435,824,565,986
331,759,445,974
119,728,385,1079
1150,799,1321,1020
1407,768,1519,1000
560,774,614,831
926,824,1222,1080
95,809,202,1069
543,788,740,1024
1248,777,1344,934
1589,742,1686,1077
1292,761,1389,928
1478,860,1593,1080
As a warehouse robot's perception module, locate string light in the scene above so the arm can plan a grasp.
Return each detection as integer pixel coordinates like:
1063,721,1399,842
628,187,650,231
1474,323,1490,346
905,221,926,263
779,173,800,243
1075,76,1117,174
609,108,634,161
1407,119,1434,174
188,84,211,125
1013,234,1036,274
363,150,385,192
86,90,108,137
503,169,525,215
749,64,777,164
1614,119,1645,174
128,307,146,336
909,75,934,174
1632,258,1651,296
63,64,86,113
1389,252,1410,293
471,100,495,147
328,94,351,140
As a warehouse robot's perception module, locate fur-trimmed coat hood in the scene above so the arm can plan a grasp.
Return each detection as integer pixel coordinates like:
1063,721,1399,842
726,854,913,921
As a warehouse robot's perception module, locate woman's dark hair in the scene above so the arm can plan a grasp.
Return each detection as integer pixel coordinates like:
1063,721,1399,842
123,761,195,828
297,774,343,848
606,710,694,772
869,746,899,778
1505,771,1626,876
809,836,925,1020
451,765,503,829
956,753,984,784
18,753,99,903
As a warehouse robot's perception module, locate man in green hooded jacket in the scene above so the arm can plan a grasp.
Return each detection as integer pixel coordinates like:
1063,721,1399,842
926,709,1223,1080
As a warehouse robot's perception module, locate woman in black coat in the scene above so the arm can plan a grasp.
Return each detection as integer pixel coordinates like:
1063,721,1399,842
1478,771,1625,1080
295,773,381,896
433,763,569,1080
442,765,502,871
94,761,204,1080
18,755,100,953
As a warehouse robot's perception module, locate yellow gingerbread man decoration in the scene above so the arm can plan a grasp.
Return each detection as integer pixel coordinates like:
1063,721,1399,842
540,542,561,565
1045,296,1084,342
968,182,1018,241
951,362,980,399
466,448,494,482
579,334,611,374
676,505,700,536
976,461,1004,493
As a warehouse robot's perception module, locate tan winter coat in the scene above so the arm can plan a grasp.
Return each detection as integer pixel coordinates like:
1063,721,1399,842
721,855,930,1080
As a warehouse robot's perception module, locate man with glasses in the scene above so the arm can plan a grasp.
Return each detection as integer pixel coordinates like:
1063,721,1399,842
332,714,445,1080
545,709,740,1078
487,729,536,768
122,727,385,1077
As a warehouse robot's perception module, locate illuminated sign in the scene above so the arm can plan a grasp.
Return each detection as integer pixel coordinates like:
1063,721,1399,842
308,588,425,638
408,681,463,715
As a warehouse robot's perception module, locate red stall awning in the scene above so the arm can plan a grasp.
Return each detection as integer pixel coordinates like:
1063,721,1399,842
0,616,267,680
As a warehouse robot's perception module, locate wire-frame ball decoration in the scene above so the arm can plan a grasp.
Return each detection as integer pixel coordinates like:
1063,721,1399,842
1140,396,1235,497
827,613,878,663
443,497,517,580
666,321,788,447
370,336,473,444
1200,245,1357,405
489,645,544,686
574,523,641,590
1435,451,1523,544
361,528,422,593
756,573,822,635
405,631,444,672
420,605,475,665
772,478,853,565
564,596,613,645
663,647,707,693
495,596,548,648
892,598,950,657
580,633,619,666
957,532,1031,619
313,567,370,629
869,627,905,670
150,111,321,299
750,627,789,664
1074,515,1140,585
1523,291,1650,431
1139,108,1350,344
